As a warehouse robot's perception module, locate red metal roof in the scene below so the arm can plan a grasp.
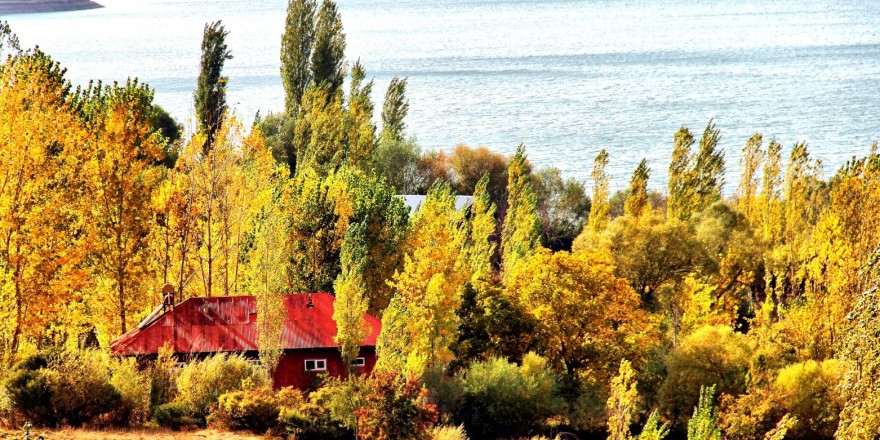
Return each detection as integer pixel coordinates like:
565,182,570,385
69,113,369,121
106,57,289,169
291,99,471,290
110,293,381,356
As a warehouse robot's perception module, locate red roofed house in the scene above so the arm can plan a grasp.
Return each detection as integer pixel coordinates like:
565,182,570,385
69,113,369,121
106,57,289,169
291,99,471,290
110,293,380,389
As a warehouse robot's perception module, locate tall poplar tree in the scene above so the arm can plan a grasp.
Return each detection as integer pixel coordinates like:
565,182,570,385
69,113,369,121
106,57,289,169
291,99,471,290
0,50,90,360
333,221,370,374
195,20,233,153
281,0,317,116
624,159,651,219
587,149,610,234
667,127,695,221
693,120,725,209
501,145,540,280
376,183,468,376
380,76,408,144
310,0,346,95
344,60,376,171
737,134,763,225
467,174,497,281
276,0,317,176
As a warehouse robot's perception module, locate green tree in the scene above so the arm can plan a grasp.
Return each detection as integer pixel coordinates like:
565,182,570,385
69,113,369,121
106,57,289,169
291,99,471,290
667,127,695,222
607,359,639,440
533,167,589,251
344,60,376,171
333,221,370,374
380,76,408,144
311,0,346,95
693,120,725,211
194,20,233,153
687,385,721,440
281,0,317,115
501,145,540,280
624,159,651,219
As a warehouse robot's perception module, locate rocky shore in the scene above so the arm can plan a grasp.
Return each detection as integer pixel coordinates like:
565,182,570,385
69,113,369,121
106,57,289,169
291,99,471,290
0,0,103,15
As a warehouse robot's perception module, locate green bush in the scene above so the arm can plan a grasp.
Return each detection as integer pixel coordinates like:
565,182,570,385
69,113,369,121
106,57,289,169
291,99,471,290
458,353,559,439
5,349,125,427
5,368,54,426
174,353,269,419
153,401,200,430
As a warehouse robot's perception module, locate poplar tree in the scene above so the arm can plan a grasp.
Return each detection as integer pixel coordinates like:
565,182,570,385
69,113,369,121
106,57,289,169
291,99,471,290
333,221,370,373
501,145,541,281
376,183,468,375
344,60,376,171
277,0,317,176
281,0,317,115
607,359,639,440
760,138,784,244
693,120,725,209
667,127,695,221
737,134,763,225
0,50,90,359
310,0,346,95
195,20,233,153
624,159,651,218
380,76,409,144
467,174,497,281
587,149,610,233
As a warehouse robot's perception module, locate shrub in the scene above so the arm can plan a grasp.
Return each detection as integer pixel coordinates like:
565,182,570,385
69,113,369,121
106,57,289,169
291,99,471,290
354,372,438,440
5,368,54,426
209,386,289,433
149,343,176,409
174,353,268,419
153,401,200,430
43,349,121,427
458,353,559,439
280,387,353,440
107,357,150,426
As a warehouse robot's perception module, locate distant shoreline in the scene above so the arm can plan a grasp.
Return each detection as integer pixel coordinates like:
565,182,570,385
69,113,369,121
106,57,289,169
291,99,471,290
0,0,103,15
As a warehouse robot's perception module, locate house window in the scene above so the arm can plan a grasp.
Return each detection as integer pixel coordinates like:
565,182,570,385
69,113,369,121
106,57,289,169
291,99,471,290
305,359,327,371
351,357,366,367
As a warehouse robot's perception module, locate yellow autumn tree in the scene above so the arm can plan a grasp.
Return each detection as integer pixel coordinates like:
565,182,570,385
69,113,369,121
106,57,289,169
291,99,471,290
0,50,90,360
507,248,656,379
376,183,469,376
79,80,165,338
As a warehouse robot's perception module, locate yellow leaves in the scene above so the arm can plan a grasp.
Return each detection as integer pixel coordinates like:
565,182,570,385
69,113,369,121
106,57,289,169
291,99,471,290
507,248,656,377
377,184,468,376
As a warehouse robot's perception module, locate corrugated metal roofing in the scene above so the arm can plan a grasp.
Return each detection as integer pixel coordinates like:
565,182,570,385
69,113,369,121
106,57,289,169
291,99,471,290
110,293,380,356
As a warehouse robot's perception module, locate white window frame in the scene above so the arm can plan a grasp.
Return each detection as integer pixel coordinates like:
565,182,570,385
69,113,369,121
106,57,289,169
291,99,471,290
351,357,366,367
304,359,327,372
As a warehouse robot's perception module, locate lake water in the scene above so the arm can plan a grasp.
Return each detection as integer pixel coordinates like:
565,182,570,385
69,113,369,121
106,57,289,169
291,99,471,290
7,0,880,191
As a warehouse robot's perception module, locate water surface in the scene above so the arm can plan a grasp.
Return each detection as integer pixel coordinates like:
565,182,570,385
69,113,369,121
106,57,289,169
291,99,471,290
8,0,880,191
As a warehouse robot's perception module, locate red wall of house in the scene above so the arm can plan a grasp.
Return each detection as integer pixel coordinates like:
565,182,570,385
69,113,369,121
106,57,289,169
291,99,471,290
273,347,377,389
